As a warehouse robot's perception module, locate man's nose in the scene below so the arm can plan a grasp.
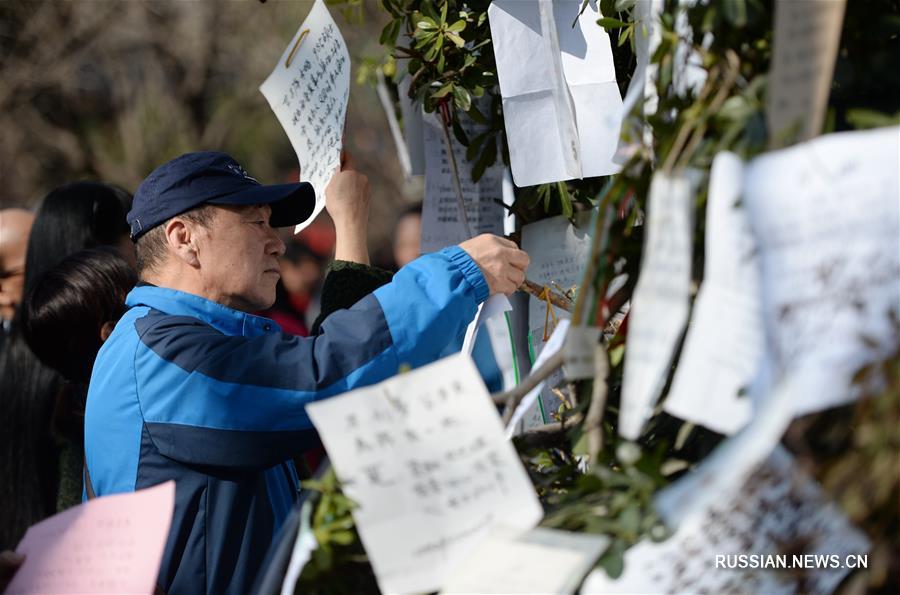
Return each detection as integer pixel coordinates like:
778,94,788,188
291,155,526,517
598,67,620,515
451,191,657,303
268,228,286,257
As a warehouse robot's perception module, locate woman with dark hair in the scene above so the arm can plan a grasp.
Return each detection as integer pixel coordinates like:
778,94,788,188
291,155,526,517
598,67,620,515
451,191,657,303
21,247,136,384
0,182,134,550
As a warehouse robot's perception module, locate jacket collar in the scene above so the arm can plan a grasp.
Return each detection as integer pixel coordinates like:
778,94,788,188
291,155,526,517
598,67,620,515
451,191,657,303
125,284,281,338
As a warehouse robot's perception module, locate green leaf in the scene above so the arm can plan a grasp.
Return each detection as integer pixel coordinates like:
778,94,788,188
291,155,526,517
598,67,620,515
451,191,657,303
471,136,496,182
446,31,465,48
329,530,356,546
597,540,626,579
466,132,487,161
440,0,447,23
466,103,488,124
558,182,573,218
416,17,437,31
722,0,747,28
452,114,469,146
447,19,467,33
452,86,471,112
599,0,616,18
597,17,628,30
431,83,454,99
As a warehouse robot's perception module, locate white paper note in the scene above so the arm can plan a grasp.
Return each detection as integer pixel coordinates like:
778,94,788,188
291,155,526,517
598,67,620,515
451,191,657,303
421,107,506,253
279,500,317,595
375,71,413,181
260,0,350,232
489,0,623,187
397,73,425,177
583,447,869,594
462,294,513,355
441,526,609,595
619,173,693,440
563,325,602,381
743,126,900,417
664,152,763,434
521,211,593,424
673,0,711,97
306,354,543,594
507,319,571,437
767,0,846,146
615,0,664,162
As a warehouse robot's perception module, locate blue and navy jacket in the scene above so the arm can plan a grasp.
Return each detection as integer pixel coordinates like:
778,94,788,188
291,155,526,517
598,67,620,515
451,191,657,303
84,247,488,594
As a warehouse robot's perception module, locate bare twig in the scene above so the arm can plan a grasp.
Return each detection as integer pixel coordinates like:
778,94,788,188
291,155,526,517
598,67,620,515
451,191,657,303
518,279,574,312
438,102,475,239
584,345,610,458
512,413,584,449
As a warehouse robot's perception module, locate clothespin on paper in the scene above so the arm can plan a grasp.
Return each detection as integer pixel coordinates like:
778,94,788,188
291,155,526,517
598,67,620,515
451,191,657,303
285,29,310,68
540,285,560,342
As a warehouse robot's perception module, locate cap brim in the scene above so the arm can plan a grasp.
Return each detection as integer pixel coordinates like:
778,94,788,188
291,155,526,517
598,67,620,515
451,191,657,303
208,182,317,228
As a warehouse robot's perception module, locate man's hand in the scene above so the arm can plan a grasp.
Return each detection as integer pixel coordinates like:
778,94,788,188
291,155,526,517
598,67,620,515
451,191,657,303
325,152,371,265
459,234,530,296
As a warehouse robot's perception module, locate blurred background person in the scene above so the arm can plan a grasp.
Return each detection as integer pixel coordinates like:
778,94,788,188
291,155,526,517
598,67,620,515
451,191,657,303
260,240,325,337
0,182,133,549
392,202,422,269
21,247,137,385
0,209,35,345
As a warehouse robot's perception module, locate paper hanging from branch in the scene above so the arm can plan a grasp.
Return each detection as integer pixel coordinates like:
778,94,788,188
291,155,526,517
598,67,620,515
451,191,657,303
614,0,664,162
489,0,622,187
619,173,694,440
663,152,763,434
521,212,593,424
583,447,869,594
442,526,609,595
306,353,543,594
767,0,846,147
743,126,900,418
421,105,505,253
260,0,350,232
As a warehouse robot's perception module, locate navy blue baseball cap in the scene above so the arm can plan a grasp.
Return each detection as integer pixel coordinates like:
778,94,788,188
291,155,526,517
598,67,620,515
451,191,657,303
127,151,316,240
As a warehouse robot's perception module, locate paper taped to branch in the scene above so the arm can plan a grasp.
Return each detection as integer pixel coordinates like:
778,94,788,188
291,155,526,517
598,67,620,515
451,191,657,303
520,212,593,424
743,126,900,417
260,0,350,232
489,0,622,187
442,526,609,595
619,173,693,440
306,353,543,594
767,0,846,147
7,482,174,595
664,152,763,435
421,105,505,253
583,447,869,595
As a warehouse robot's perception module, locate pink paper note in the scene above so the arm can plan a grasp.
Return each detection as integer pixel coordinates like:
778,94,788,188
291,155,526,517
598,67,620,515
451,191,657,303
6,481,175,595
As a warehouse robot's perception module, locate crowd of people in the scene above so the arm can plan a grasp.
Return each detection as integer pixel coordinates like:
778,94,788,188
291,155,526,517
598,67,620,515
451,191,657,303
0,151,529,594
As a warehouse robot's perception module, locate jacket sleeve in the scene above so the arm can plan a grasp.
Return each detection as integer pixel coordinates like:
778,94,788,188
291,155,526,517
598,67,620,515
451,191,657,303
135,246,487,469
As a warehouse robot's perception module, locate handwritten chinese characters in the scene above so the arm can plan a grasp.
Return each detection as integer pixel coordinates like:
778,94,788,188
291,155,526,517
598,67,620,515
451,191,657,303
260,0,350,232
306,353,543,594
583,448,869,594
421,105,505,253
7,482,174,595
767,0,846,147
742,126,900,417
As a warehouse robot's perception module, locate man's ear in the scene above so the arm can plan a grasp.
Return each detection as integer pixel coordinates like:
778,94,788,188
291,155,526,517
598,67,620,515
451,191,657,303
164,218,201,268
99,321,116,342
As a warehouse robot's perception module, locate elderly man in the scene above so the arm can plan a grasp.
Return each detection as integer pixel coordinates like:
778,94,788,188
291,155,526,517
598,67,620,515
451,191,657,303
84,152,528,594
0,208,35,340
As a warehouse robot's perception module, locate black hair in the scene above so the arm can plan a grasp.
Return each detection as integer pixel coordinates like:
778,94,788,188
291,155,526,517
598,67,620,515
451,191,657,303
0,181,134,548
21,247,136,383
23,181,131,294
